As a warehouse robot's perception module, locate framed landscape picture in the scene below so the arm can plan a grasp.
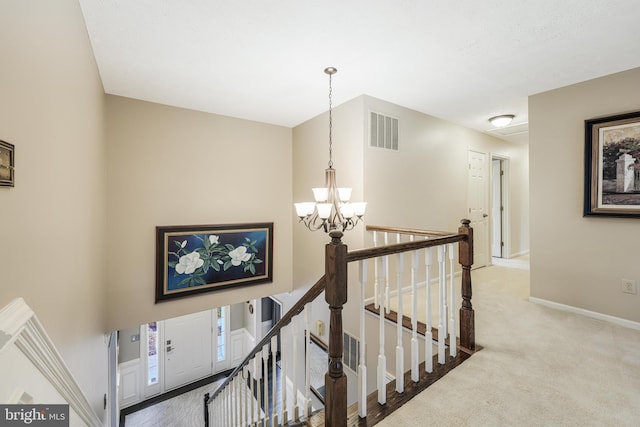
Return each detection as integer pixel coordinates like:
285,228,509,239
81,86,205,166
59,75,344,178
0,140,15,187
156,222,273,302
584,111,640,217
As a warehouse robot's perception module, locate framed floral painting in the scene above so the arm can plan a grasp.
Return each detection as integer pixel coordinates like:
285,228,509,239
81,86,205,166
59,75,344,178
156,222,273,302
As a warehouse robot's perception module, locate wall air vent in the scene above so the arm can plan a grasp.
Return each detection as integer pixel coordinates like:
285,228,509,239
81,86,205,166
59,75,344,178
370,111,399,151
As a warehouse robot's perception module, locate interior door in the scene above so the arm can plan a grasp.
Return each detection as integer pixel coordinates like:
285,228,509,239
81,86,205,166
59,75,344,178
164,310,213,390
468,150,488,268
491,158,503,258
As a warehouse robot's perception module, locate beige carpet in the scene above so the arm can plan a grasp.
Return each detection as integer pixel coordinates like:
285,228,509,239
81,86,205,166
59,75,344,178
378,260,640,427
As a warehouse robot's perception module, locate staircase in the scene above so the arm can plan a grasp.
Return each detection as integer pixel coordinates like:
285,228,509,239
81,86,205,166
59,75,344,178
204,219,478,426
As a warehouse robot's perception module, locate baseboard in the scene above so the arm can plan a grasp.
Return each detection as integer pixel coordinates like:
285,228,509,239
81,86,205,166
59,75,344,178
508,249,530,258
529,297,640,331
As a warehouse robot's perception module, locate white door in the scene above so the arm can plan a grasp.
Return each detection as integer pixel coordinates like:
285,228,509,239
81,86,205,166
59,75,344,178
468,150,488,268
491,158,503,258
164,310,213,390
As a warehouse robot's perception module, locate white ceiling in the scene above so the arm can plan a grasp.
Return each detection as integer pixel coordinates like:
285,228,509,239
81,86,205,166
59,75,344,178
79,0,640,144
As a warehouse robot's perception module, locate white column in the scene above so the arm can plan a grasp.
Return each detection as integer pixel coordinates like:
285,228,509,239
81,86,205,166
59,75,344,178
448,243,457,358
271,335,278,426
243,366,250,427
251,354,258,426
262,344,270,427
373,231,380,309
410,237,420,382
425,247,433,373
291,317,299,422
280,325,288,424
438,245,447,365
384,232,391,312
395,234,405,393
377,249,387,405
304,304,312,419
358,259,368,418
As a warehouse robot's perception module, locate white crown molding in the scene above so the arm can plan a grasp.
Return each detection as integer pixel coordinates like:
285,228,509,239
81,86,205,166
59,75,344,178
0,298,102,426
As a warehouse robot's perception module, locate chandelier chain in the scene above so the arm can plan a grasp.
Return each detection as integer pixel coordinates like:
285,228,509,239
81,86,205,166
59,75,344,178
328,71,333,169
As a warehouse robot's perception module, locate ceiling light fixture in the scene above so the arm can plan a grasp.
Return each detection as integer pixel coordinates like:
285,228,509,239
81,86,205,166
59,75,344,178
488,114,515,128
294,67,366,233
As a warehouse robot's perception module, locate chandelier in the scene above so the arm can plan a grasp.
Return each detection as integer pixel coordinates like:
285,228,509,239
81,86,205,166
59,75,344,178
294,67,366,233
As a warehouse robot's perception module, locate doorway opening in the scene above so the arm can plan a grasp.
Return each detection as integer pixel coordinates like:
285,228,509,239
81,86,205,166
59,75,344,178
490,155,510,260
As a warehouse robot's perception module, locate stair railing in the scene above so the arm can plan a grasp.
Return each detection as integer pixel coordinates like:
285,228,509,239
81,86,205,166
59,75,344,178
205,219,474,427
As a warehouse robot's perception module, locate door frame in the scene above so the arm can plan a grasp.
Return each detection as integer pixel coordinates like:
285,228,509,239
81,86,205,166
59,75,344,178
490,153,510,261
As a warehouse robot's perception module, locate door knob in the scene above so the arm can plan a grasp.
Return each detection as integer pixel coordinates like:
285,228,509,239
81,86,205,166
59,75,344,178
483,213,488,218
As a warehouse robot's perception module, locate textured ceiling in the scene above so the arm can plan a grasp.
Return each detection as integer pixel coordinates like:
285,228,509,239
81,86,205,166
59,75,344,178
79,0,640,144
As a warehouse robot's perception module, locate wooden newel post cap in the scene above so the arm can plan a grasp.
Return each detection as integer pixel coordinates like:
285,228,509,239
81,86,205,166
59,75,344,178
461,218,471,227
329,230,344,244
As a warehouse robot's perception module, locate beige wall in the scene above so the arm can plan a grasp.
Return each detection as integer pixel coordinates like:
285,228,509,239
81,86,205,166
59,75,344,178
529,67,640,322
363,95,529,258
0,0,108,418
105,96,293,331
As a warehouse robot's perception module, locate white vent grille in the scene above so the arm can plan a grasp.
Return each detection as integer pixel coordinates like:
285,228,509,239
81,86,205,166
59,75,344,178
370,112,399,151
342,331,360,373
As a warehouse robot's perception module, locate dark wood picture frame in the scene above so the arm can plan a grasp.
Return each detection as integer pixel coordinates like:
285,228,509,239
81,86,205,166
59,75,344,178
0,140,15,187
155,222,273,302
584,111,640,217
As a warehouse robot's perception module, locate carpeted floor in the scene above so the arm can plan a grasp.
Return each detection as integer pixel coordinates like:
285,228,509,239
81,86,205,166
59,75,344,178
377,259,640,426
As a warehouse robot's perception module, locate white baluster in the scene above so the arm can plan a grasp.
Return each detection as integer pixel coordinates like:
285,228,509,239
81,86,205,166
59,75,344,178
262,344,270,427
358,259,368,418
438,245,447,365
234,376,240,427
243,366,250,427
271,335,278,426
425,247,433,373
280,326,288,424
225,384,233,425
291,317,299,422
251,354,258,426
304,304,312,419
410,236,419,382
373,231,379,309
384,232,391,313
377,251,387,405
256,350,264,425
448,243,457,358
395,234,404,393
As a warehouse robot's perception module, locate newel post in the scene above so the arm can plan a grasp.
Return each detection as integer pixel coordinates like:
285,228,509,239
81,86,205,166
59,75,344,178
325,230,348,426
458,219,475,351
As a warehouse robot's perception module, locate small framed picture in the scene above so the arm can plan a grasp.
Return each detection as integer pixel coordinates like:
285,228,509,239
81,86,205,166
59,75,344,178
156,222,273,302
584,111,640,217
0,140,15,187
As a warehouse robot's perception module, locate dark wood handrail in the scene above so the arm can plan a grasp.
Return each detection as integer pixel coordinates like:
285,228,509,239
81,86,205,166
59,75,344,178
347,233,466,263
206,275,327,404
366,224,455,238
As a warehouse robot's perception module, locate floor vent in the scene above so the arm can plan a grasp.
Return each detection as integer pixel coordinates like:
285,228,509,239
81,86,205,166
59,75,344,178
370,111,399,151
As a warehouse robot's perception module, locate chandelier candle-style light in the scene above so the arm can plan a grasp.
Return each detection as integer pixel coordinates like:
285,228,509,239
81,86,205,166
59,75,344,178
294,67,366,233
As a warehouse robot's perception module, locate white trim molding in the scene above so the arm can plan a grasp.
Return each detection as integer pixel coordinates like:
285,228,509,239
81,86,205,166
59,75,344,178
0,298,102,426
529,297,640,331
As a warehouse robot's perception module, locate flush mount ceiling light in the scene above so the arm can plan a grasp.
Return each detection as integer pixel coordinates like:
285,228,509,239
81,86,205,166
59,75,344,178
294,67,366,233
488,114,515,128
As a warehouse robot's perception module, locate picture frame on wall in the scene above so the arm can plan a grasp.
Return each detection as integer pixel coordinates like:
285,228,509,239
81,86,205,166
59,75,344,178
156,222,273,302
584,111,640,218
0,140,15,187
